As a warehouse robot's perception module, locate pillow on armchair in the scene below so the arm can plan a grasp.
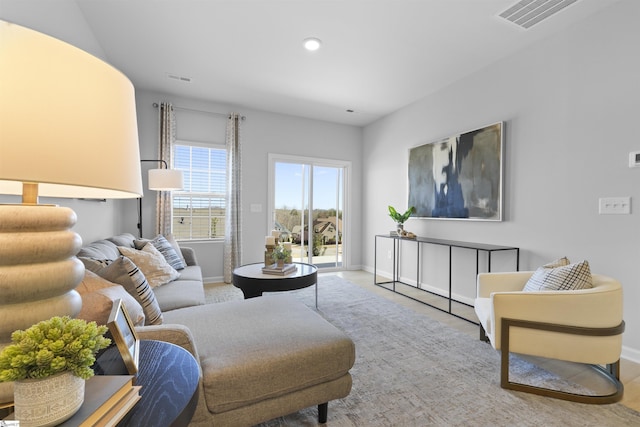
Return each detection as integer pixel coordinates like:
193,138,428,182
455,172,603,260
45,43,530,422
523,259,593,292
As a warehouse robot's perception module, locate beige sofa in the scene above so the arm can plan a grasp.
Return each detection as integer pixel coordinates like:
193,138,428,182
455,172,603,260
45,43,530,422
77,233,356,426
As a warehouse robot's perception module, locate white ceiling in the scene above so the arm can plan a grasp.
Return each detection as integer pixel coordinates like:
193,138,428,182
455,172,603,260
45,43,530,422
0,0,623,126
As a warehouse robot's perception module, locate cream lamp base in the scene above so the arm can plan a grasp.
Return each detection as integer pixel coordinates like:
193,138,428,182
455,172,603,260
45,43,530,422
0,205,84,344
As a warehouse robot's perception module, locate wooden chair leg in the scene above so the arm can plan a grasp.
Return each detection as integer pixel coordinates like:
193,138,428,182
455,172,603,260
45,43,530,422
318,402,328,423
479,325,489,343
500,317,625,404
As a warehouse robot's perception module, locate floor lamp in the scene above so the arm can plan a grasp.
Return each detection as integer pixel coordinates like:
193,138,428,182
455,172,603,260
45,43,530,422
138,160,184,238
0,17,143,364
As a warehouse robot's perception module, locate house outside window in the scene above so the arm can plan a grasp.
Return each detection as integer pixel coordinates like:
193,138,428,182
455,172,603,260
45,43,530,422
172,142,226,240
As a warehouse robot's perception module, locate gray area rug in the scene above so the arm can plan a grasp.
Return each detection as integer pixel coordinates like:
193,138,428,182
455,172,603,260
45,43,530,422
205,277,640,426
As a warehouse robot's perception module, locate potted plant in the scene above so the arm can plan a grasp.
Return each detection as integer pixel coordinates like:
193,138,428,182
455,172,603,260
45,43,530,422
0,316,111,426
388,205,415,234
271,244,292,268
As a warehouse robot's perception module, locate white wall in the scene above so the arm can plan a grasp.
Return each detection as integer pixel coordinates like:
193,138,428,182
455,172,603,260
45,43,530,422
132,90,363,282
362,0,640,360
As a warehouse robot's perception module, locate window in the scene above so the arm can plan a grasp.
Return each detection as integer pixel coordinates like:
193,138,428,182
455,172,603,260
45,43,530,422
172,142,226,240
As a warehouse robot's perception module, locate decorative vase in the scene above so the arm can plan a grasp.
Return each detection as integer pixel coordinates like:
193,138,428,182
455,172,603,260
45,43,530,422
396,223,404,235
277,259,285,268
13,371,85,427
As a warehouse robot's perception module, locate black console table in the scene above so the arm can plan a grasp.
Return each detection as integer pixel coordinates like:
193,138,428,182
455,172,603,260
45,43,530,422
374,235,519,324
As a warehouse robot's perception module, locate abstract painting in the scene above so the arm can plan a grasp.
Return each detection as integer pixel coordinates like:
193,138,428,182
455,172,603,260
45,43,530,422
408,122,503,220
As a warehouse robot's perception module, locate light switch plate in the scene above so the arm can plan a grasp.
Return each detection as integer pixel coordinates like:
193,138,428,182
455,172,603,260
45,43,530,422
598,197,631,214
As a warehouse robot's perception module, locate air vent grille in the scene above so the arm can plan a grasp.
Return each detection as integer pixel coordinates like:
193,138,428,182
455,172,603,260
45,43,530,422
499,0,580,29
166,73,193,83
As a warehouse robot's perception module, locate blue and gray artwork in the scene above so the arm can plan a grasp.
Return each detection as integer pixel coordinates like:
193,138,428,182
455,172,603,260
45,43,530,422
408,123,502,220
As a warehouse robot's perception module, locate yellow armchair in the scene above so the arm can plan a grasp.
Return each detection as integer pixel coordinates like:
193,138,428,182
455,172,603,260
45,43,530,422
474,271,625,403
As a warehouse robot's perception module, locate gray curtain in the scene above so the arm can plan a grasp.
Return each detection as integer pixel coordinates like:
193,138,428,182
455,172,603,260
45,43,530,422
156,102,175,237
224,113,243,283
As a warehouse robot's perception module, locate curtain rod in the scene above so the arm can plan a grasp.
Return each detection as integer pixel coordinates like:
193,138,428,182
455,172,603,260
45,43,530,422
152,102,245,120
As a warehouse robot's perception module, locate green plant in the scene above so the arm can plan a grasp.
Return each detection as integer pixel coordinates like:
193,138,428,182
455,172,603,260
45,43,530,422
271,244,291,261
388,205,415,224
0,316,111,382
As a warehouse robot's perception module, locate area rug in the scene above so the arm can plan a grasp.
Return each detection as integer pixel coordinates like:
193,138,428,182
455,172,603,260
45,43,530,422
205,277,640,426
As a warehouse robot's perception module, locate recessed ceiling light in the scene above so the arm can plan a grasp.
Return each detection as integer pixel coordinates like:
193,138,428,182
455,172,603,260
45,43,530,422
303,37,322,51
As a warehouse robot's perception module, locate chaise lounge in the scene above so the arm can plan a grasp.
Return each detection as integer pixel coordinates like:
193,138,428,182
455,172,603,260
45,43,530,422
76,233,356,426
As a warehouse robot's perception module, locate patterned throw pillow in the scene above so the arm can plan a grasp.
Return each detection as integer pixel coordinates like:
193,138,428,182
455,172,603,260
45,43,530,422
134,235,186,270
75,270,146,327
118,244,180,288
523,259,593,292
542,257,570,269
94,256,163,325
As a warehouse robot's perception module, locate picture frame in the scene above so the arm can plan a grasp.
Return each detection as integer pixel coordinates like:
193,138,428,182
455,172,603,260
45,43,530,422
408,121,504,221
107,299,139,375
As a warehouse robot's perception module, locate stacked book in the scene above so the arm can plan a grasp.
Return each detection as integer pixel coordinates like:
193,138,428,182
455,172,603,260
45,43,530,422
59,375,141,427
262,263,297,276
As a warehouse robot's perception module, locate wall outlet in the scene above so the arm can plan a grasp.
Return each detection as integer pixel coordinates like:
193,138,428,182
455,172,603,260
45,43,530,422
598,197,631,214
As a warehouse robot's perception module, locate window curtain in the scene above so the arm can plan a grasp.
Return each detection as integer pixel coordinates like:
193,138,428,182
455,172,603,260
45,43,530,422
224,113,243,283
156,102,175,236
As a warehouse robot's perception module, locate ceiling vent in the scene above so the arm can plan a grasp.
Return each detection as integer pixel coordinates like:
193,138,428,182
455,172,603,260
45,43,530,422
499,0,580,29
166,73,193,83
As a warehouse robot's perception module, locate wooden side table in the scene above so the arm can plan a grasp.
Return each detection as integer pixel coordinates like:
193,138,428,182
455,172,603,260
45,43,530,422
95,340,199,427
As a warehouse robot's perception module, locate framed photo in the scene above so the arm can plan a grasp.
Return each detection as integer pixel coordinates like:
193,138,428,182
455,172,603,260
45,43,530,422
107,299,139,375
408,122,504,221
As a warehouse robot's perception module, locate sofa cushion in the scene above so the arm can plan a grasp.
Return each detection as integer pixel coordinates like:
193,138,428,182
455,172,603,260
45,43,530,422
118,244,180,288
524,259,593,292
177,264,204,282
77,239,120,261
135,234,186,270
153,278,206,311
75,270,145,327
93,256,164,325
163,296,355,414
106,233,137,249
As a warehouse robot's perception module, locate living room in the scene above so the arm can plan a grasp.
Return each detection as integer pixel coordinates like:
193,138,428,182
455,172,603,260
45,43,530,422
1,0,639,424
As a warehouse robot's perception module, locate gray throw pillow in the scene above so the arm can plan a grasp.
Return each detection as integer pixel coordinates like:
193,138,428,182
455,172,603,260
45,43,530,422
94,256,163,325
135,235,186,270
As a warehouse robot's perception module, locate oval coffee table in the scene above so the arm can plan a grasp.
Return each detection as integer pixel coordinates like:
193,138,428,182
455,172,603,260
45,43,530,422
232,262,318,307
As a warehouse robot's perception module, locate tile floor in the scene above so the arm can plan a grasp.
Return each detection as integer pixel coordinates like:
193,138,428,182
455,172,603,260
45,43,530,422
325,270,640,413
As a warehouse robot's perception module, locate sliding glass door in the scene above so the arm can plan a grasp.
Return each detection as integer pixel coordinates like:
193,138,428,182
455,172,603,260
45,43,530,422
269,155,348,269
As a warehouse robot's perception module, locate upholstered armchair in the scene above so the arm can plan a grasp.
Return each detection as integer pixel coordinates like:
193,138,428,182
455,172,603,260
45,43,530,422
474,270,625,403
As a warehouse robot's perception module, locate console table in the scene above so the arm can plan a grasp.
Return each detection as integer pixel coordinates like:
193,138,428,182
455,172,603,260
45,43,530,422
374,235,519,324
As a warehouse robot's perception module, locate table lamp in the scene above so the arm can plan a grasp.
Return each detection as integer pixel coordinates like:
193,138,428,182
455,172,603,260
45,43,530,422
0,20,143,344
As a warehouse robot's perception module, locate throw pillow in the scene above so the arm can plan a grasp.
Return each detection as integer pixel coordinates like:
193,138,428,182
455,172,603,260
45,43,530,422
118,244,180,288
164,233,187,266
543,257,570,269
75,271,145,327
135,235,185,270
94,256,163,325
79,257,111,273
523,259,593,292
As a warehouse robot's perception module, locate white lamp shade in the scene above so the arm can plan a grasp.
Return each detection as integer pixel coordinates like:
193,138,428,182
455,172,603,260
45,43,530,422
148,169,184,191
0,20,143,199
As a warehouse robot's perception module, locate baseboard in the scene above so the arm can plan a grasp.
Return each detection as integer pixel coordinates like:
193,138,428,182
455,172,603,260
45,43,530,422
203,276,224,284
622,346,640,364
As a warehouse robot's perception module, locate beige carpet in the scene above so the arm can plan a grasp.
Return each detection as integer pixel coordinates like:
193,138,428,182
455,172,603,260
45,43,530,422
205,277,640,426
